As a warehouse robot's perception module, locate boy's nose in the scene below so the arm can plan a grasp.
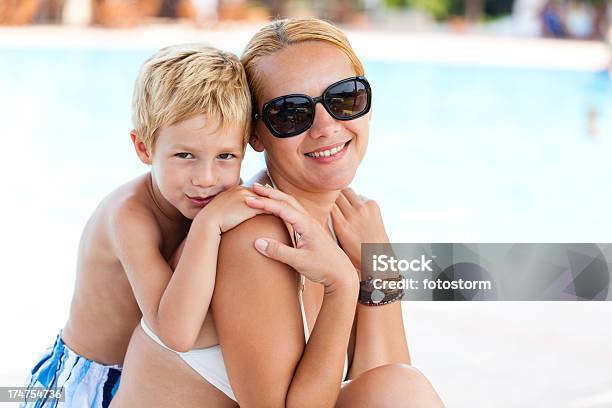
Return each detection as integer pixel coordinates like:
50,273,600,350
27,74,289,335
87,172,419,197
191,163,217,188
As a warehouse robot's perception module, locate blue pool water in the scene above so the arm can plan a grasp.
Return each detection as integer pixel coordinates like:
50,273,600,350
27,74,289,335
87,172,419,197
0,48,610,245
363,61,612,242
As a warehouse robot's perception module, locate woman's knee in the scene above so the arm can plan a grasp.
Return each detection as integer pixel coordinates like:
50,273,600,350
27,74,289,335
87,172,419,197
337,363,444,408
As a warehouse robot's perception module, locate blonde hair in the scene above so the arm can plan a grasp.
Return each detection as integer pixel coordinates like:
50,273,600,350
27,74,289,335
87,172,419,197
132,44,251,151
241,18,364,107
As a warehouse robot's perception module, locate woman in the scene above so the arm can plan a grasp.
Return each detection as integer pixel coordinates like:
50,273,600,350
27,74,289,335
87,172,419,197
112,18,444,407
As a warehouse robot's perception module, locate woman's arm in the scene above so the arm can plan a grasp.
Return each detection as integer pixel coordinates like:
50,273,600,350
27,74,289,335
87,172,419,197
212,212,358,408
332,189,411,378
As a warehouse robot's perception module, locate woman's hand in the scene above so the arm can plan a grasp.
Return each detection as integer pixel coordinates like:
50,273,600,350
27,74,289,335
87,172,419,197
245,183,358,295
331,188,389,275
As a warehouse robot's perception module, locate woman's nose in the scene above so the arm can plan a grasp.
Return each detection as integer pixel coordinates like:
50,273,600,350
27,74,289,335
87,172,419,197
308,103,341,139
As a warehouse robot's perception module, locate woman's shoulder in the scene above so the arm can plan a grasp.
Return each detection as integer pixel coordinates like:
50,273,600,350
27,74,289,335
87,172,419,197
219,214,292,257
216,214,298,289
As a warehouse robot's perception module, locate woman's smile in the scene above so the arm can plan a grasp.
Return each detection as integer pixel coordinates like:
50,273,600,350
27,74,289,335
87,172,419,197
304,139,351,163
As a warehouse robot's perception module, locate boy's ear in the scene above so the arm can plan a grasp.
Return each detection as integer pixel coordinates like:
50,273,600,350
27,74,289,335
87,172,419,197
130,130,152,165
249,131,265,152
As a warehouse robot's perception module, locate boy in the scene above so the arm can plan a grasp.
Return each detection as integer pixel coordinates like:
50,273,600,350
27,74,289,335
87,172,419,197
21,43,257,407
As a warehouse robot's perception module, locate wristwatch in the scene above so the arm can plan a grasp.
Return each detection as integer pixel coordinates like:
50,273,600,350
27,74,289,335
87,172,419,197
358,276,404,306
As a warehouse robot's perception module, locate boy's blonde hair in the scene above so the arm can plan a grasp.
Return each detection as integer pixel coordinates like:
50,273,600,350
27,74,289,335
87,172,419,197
132,44,251,151
241,18,364,108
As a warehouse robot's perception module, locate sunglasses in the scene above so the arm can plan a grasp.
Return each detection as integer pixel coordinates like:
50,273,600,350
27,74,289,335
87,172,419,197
254,76,372,138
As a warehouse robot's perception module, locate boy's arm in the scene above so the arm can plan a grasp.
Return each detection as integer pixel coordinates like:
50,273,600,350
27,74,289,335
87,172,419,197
110,201,221,352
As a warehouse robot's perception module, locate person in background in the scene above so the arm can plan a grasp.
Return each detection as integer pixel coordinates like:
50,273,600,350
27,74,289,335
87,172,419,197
158,0,197,20
607,23,612,76
90,0,197,26
0,0,42,24
540,0,567,38
565,0,594,39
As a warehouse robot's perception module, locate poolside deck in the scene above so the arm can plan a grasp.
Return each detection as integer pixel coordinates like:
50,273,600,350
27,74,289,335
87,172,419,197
0,24,609,71
406,302,612,407
2,302,611,407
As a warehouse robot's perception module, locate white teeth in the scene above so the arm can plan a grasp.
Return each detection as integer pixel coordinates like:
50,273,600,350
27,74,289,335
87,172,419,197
307,142,346,158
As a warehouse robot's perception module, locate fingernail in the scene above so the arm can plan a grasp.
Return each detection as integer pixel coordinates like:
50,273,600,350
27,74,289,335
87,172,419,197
245,196,257,201
265,184,272,188
254,182,263,187
255,238,268,252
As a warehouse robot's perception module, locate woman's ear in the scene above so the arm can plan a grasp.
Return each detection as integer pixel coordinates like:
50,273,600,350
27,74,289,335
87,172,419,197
130,130,152,165
249,131,265,152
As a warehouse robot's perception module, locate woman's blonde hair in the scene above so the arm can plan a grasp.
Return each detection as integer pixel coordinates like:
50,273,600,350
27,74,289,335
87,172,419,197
241,18,364,107
132,44,251,151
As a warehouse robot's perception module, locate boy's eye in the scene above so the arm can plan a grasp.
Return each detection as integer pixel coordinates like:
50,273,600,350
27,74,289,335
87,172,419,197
218,153,236,160
175,152,193,159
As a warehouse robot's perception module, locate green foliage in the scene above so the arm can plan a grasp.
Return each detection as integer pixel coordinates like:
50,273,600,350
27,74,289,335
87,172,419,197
383,0,515,20
385,0,409,8
384,0,452,20
409,0,452,20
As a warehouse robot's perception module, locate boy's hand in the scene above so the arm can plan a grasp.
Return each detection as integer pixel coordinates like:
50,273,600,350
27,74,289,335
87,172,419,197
195,186,262,234
331,188,389,275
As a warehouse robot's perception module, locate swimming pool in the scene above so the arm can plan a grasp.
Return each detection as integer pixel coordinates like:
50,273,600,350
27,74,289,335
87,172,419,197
2,48,609,241
0,47,611,383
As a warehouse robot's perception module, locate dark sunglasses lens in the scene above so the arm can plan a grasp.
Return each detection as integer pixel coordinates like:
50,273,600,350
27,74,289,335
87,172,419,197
265,96,313,136
324,79,369,119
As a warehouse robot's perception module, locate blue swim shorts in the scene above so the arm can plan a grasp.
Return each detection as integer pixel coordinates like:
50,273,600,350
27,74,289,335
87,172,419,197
21,333,122,408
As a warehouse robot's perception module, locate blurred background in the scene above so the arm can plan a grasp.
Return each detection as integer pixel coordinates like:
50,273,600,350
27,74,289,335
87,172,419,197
0,0,610,40
1,1,611,407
